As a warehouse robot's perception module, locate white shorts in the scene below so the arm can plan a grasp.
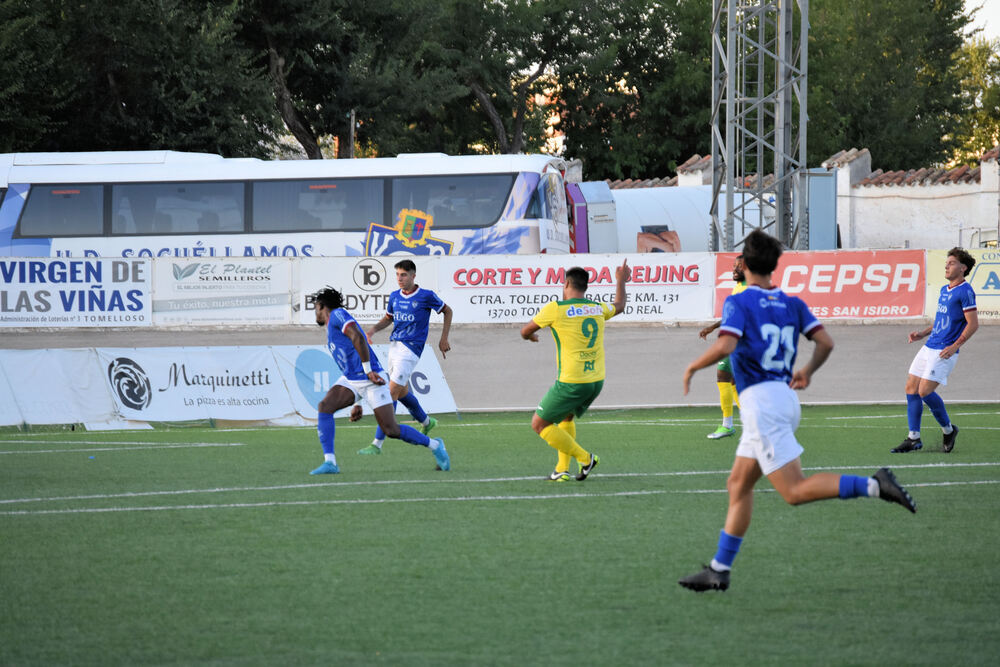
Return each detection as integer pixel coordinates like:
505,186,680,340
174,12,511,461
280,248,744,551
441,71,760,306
908,344,957,386
386,341,421,386
735,381,804,475
333,371,393,409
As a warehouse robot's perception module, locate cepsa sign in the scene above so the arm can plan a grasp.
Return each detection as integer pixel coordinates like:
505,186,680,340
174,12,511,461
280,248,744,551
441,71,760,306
713,250,925,319
441,253,715,323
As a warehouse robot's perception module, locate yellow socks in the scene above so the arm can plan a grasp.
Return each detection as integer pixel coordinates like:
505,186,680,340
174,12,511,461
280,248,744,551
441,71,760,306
555,420,576,472
540,422,589,468
717,382,734,418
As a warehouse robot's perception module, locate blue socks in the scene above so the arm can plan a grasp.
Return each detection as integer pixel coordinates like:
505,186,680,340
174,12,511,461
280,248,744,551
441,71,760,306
399,392,428,423
397,423,431,447
317,412,336,455
374,395,428,441
839,475,871,499
906,393,923,434
711,530,743,571
922,392,950,428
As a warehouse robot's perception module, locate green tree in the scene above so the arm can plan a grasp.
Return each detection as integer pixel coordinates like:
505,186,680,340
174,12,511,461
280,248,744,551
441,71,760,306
949,36,1000,164
236,0,477,158
808,0,970,169
557,0,711,180
0,0,277,156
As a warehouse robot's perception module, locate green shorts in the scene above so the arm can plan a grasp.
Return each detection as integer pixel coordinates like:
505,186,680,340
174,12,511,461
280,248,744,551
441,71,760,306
536,380,604,424
716,356,733,375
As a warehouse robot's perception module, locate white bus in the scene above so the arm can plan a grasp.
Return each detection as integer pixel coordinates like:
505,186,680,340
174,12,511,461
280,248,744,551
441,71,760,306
0,151,570,257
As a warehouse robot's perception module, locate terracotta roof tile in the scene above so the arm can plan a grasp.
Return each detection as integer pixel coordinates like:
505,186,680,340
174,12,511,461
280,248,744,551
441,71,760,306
677,154,712,174
982,145,999,162
822,148,870,169
856,163,981,187
606,176,677,189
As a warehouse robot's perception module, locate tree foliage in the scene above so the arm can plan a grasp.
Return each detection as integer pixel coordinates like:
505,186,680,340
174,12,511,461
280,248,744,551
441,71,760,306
0,0,988,177
0,0,277,156
808,0,970,169
557,0,711,180
949,36,1000,164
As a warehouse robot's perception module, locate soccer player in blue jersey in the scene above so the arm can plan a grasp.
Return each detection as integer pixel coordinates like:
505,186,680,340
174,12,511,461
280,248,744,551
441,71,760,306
360,259,453,455
309,286,450,474
893,247,978,454
678,230,916,592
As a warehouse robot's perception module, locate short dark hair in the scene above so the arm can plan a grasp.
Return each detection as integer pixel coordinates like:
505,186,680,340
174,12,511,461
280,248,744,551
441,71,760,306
394,259,416,273
565,266,589,292
741,229,783,275
947,247,976,277
313,286,344,310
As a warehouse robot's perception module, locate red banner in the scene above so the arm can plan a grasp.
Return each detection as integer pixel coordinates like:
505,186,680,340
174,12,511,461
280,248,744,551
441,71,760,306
713,250,925,319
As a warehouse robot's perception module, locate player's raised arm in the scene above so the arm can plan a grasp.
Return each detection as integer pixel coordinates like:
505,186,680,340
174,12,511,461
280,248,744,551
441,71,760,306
613,259,630,316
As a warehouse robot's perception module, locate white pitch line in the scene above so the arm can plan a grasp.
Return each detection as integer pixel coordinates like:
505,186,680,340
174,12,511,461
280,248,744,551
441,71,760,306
2,461,998,507
908,480,1000,488
0,443,246,455
4,479,998,517
0,489,671,516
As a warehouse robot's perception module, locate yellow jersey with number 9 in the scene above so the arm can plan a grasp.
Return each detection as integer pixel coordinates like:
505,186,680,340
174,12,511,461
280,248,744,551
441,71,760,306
533,298,616,383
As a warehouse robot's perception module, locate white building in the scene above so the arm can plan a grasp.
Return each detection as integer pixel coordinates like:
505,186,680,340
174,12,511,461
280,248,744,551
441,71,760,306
824,146,1000,250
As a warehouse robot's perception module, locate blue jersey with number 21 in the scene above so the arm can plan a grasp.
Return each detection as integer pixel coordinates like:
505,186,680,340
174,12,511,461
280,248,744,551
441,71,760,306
719,286,823,393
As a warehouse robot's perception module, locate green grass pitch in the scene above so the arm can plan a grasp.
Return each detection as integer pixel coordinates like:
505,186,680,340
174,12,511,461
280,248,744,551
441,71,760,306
1,404,998,665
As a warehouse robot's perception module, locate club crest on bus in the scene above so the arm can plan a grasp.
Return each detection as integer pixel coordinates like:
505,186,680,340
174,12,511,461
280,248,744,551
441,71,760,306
364,209,454,256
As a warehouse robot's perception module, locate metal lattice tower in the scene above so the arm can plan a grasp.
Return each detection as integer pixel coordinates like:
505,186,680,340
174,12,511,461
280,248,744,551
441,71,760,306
710,0,808,251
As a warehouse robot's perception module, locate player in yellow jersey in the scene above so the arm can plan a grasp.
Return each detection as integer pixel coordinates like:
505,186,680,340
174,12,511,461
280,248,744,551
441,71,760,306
520,260,630,481
699,255,746,439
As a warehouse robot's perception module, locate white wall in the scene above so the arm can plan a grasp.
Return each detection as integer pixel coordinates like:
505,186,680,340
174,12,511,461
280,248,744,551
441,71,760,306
835,157,1000,250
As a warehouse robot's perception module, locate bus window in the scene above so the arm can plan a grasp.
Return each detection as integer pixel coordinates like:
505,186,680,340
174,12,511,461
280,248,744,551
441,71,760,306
111,182,244,235
391,174,514,228
252,178,383,232
524,187,543,219
18,185,103,237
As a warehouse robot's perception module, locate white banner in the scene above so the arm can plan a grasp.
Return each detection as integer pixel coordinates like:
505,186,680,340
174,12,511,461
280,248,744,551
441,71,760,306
297,256,443,325
0,344,457,427
0,349,118,424
96,347,295,421
0,258,152,327
271,344,457,419
152,257,293,325
435,253,715,323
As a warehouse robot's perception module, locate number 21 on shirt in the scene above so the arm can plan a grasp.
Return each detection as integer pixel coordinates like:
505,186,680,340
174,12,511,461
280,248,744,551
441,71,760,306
760,324,795,372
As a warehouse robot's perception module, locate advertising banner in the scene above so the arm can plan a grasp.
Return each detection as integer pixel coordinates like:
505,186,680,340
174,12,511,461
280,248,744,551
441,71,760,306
0,258,152,327
435,253,715,323
0,349,118,425
96,347,295,421
151,257,293,325
297,256,442,325
271,344,457,420
925,249,1000,320
713,250,925,319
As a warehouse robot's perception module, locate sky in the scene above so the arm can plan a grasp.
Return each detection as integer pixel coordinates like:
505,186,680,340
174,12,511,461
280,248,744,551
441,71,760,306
966,0,1000,41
